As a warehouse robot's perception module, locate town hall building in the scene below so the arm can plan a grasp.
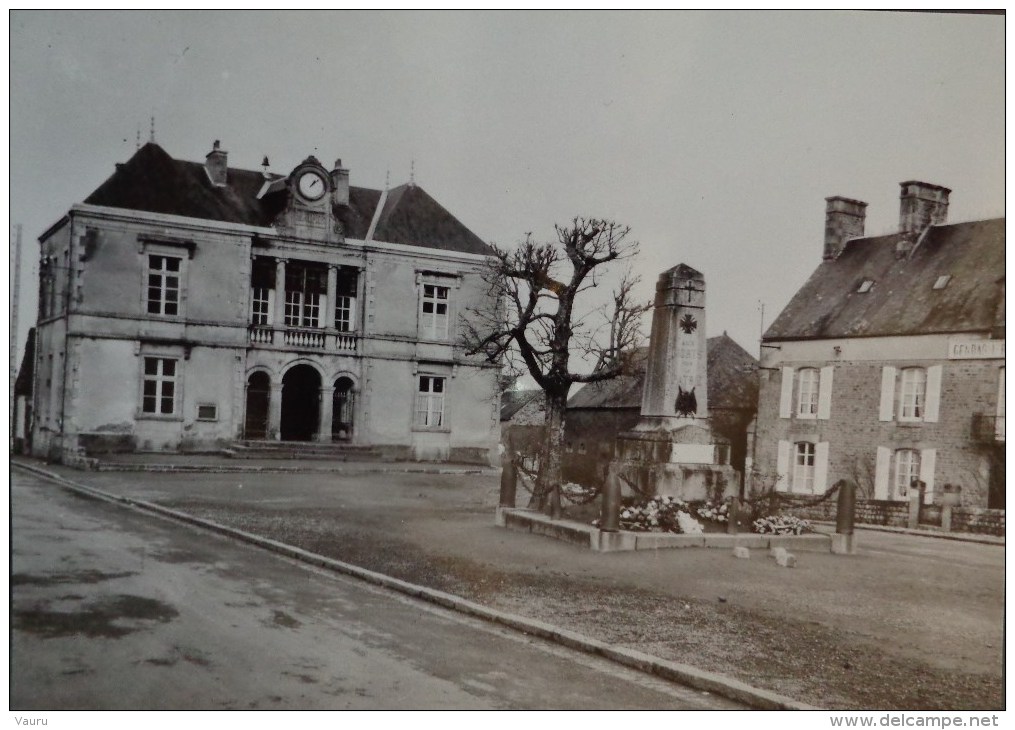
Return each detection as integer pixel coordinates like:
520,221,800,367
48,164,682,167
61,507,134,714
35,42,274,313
29,141,501,465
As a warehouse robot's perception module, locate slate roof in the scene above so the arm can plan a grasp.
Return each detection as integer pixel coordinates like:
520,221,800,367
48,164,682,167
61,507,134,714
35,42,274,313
764,218,1005,341
83,143,494,255
567,334,758,412
501,389,543,422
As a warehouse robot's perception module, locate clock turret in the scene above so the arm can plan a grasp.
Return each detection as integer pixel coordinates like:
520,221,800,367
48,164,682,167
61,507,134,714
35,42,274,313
275,155,344,243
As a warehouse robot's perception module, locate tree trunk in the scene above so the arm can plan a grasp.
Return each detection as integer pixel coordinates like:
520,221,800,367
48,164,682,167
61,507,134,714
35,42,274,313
537,391,567,519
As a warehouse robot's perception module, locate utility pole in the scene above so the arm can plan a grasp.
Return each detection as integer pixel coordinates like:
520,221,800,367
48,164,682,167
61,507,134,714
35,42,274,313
10,223,22,448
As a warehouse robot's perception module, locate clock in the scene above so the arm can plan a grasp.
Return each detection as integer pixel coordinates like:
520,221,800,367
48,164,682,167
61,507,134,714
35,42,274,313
297,171,327,201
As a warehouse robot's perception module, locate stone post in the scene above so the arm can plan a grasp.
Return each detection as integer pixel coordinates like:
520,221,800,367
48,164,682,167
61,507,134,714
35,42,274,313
726,497,740,534
941,483,961,533
907,480,924,530
831,479,857,555
499,456,517,509
600,472,622,532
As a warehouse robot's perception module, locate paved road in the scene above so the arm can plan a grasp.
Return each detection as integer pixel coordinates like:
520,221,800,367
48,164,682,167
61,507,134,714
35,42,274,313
10,471,743,710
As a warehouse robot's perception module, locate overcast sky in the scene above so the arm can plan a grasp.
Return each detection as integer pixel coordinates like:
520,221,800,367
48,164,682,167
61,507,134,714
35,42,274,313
8,10,1005,371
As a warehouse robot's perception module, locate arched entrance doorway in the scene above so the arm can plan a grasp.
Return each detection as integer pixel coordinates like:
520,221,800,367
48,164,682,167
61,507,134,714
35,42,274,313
333,377,355,441
244,371,271,439
281,364,321,441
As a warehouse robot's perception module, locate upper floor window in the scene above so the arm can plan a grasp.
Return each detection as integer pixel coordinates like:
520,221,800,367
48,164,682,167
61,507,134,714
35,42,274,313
797,368,819,417
251,288,272,326
879,365,941,424
899,368,926,421
415,375,446,428
142,357,177,415
250,257,276,326
420,283,450,340
793,441,816,493
335,269,358,332
779,366,833,420
147,255,181,316
284,263,326,329
893,449,921,499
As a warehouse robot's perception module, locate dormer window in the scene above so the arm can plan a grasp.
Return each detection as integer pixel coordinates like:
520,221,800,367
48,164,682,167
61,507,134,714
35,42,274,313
933,275,952,290
857,279,875,293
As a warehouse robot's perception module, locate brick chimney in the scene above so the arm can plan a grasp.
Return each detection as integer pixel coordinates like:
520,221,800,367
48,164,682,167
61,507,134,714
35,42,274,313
330,158,350,207
205,140,228,187
824,196,867,260
899,181,950,236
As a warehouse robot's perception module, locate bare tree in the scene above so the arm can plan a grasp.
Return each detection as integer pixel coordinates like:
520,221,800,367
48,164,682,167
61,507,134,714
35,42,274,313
464,217,649,518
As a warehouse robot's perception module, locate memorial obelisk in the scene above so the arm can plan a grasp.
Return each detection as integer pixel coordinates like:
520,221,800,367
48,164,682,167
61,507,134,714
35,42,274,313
607,264,738,500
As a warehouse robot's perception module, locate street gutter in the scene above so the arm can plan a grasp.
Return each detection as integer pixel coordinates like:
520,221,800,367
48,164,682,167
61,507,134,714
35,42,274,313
14,460,816,711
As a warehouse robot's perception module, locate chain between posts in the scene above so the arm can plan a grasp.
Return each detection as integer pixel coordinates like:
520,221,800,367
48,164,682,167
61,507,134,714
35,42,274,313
741,481,843,511
511,453,603,504
617,471,656,499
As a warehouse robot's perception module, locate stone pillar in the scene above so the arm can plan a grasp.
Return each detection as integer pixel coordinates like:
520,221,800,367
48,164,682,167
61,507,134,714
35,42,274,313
640,264,708,423
274,258,287,327
325,265,337,330
317,385,334,442
268,382,283,441
355,266,367,334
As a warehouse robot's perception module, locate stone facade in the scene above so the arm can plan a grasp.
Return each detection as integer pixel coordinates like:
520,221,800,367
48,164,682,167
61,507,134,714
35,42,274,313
30,142,501,465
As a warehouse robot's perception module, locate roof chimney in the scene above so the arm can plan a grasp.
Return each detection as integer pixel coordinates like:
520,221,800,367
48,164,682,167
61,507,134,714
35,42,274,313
899,181,950,236
330,158,350,207
205,140,228,187
824,196,867,260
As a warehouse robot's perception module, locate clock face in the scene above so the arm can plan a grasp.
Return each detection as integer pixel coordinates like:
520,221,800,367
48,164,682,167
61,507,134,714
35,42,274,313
297,171,327,201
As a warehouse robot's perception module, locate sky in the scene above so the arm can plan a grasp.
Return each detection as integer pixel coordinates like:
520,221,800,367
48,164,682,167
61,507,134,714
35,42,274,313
7,10,1006,373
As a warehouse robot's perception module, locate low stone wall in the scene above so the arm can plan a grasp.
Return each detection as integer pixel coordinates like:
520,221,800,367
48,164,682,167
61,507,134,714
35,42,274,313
781,498,1005,537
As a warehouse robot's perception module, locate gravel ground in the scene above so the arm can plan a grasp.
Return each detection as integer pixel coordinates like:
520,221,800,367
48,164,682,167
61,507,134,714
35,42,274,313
157,496,1003,710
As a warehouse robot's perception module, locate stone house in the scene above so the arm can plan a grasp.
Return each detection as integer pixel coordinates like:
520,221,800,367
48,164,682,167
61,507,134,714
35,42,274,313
753,181,1004,527
562,333,759,487
29,141,501,464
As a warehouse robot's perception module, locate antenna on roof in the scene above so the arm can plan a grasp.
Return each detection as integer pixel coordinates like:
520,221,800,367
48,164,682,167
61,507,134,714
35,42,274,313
410,158,416,187
385,169,390,191
136,126,141,150
149,114,155,143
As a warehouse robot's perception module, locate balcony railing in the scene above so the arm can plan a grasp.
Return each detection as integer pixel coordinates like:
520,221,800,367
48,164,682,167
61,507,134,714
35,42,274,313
284,327,326,349
971,413,1005,444
248,325,358,353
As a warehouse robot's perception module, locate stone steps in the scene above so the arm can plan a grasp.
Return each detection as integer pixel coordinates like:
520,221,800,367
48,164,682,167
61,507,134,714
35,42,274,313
225,441,384,460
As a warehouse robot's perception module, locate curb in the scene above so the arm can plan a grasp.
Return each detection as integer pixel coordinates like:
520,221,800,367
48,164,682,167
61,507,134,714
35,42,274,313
14,461,815,711
499,507,833,553
91,463,494,476
809,520,1004,547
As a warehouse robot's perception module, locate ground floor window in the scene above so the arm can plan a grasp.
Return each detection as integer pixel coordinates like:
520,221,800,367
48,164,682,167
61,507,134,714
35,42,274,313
793,441,815,493
142,357,177,415
415,376,445,427
893,449,921,499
